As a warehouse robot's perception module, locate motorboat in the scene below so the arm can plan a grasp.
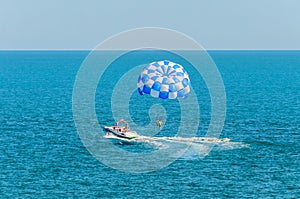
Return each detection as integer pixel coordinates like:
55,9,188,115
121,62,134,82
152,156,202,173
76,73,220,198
103,126,139,139
103,120,139,139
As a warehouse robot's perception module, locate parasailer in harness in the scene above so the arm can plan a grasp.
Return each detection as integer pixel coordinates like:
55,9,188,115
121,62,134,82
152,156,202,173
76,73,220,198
155,115,164,128
156,120,163,128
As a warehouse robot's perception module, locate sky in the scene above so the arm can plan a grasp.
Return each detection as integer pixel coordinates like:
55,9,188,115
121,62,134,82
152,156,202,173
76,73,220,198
0,0,299,50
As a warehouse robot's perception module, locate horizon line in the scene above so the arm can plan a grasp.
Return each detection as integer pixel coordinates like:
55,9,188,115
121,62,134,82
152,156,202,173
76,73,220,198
0,49,300,51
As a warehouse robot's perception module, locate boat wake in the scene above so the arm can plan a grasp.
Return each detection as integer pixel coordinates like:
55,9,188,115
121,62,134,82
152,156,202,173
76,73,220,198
103,134,249,159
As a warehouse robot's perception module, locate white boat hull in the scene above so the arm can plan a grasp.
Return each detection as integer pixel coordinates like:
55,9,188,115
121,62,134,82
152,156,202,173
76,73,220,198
104,126,138,139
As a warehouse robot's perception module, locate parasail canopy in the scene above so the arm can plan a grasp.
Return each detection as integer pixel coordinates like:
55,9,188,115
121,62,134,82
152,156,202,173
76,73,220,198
137,60,190,99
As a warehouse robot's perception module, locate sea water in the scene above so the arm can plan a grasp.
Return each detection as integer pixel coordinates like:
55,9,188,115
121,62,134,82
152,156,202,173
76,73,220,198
0,50,299,198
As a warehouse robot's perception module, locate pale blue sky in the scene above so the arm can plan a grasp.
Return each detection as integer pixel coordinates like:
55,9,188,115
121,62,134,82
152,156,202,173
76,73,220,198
0,0,299,50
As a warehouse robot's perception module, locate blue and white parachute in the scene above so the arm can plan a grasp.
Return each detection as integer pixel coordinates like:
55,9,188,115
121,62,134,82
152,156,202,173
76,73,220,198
137,60,190,99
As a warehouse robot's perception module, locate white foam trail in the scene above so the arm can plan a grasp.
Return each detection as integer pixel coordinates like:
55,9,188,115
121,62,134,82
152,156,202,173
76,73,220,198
104,134,249,152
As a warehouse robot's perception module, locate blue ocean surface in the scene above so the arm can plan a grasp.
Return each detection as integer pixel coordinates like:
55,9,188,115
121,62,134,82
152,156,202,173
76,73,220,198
0,50,299,198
